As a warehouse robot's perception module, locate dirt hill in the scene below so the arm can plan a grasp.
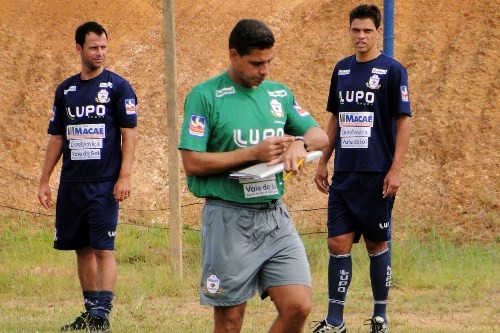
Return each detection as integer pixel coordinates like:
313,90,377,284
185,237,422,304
0,0,498,242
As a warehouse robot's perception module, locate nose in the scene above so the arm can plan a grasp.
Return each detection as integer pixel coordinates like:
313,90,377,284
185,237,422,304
259,62,270,76
96,46,104,56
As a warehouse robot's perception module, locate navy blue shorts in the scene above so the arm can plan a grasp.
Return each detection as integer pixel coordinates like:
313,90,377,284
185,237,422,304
327,172,394,242
54,181,118,250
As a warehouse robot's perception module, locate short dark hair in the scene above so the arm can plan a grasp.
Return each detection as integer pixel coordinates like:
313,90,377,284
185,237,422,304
349,4,381,29
75,21,108,47
228,19,275,56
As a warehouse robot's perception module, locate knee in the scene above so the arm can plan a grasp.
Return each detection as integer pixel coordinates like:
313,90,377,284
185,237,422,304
93,249,115,261
214,306,245,332
327,237,352,255
365,239,388,254
281,296,312,321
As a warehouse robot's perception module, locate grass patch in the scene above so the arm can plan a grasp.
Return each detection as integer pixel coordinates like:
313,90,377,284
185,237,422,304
0,216,498,332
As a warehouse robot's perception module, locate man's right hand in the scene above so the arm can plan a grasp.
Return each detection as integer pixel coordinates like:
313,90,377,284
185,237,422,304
38,183,52,209
314,163,330,194
252,136,295,164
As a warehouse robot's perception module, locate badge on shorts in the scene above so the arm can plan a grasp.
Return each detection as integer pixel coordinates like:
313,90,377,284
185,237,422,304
204,274,223,296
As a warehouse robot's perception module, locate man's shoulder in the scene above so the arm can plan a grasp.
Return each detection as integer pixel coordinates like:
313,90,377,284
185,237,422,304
335,54,356,67
377,53,407,71
102,68,132,86
54,73,80,97
190,72,229,95
57,73,80,88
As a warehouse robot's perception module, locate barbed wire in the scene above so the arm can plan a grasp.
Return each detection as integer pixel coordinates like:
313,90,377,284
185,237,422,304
0,202,329,236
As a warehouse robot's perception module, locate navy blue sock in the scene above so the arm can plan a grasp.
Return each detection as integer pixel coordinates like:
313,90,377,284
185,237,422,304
90,290,114,319
83,290,99,313
369,248,391,322
326,253,352,326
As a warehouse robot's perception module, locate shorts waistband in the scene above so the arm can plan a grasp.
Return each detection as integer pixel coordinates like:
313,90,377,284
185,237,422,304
205,198,281,211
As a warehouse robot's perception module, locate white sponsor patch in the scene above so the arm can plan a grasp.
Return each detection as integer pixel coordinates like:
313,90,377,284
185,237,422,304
366,74,381,89
67,124,105,139
71,149,101,160
69,139,103,149
100,82,113,88
339,112,374,127
270,99,283,118
400,86,409,102
372,68,388,75
95,89,110,103
268,90,287,97
189,115,206,137
125,99,136,114
50,107,56,122
338,69,350,75
206,274,221,294
64,86,76,95
341,137,369,148
340,127,371,138
241,177,279,198
293,101,310,117
216,86,235,97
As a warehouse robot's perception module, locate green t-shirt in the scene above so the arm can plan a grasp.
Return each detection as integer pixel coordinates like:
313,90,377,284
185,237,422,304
179,72,318,203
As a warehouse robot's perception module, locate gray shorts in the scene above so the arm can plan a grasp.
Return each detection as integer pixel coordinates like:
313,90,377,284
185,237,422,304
200,199,311,307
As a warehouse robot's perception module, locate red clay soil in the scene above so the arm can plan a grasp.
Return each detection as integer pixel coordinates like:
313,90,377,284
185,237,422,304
0,0,498,243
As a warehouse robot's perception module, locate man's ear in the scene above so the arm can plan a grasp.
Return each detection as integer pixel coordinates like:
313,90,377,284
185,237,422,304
229,48,240,63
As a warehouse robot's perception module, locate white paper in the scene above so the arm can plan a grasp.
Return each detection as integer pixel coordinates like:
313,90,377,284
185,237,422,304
229,151,323,180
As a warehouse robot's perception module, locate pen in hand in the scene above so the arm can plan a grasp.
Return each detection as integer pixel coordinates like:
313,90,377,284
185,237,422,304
279,159,304,185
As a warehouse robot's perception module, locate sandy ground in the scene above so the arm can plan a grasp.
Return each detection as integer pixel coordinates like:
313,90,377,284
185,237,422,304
0,1,498,238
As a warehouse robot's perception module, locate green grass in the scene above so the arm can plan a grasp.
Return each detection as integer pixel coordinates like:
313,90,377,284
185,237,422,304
0,216,499,332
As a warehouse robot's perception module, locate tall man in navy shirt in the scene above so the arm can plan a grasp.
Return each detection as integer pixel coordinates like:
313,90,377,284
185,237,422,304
38,22,137,333
311,5,411,333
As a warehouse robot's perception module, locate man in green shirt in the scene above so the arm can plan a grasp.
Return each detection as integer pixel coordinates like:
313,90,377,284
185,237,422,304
179,19,328,333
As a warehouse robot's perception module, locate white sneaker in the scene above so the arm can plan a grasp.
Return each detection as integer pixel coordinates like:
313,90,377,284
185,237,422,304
366,316,388,333
310,319,347,333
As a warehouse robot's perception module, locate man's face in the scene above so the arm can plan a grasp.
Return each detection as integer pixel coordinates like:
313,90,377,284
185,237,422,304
349,18,381,55
77,32,107,71
229,47,274,88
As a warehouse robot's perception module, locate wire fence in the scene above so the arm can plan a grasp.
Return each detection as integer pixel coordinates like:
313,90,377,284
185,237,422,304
1,0,498,245
0,162,331,235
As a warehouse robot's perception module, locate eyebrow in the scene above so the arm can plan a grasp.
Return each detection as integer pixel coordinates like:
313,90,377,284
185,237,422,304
249,58,273,65
350,27,375,32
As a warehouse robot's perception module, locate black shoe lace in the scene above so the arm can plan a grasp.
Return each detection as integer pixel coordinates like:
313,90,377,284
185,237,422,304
309,320,324,329
363,318,384,332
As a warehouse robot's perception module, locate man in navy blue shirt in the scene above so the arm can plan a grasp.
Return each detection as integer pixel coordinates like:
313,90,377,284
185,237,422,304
38,21,137,333
311,5,411,333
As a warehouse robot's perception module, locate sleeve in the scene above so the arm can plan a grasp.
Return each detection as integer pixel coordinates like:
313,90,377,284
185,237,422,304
178,89,212,152
284,90,319,136
326,64,340,115
114,79,138,128
47,86,65,135
389,64,412,118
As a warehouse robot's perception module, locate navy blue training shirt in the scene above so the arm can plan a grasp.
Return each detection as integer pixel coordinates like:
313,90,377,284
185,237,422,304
48,68,137,182
327,53,411,173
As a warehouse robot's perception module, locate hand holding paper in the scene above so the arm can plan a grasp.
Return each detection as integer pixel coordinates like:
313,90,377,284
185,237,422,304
229,151,322,180
279,158,305,185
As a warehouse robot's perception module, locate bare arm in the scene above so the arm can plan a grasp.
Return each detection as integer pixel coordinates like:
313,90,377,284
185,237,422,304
181,136,295,177
383,115,411,198
314,114,338,194
38,135,64,209
281,126,329,172
114,127,136,202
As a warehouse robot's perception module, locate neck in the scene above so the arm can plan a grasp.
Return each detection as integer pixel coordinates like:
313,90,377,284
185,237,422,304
80,66,104,80
356,49,381,62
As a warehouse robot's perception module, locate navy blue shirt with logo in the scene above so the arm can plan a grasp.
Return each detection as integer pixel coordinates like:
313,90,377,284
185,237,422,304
326,53,411,173
48,68,137,182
